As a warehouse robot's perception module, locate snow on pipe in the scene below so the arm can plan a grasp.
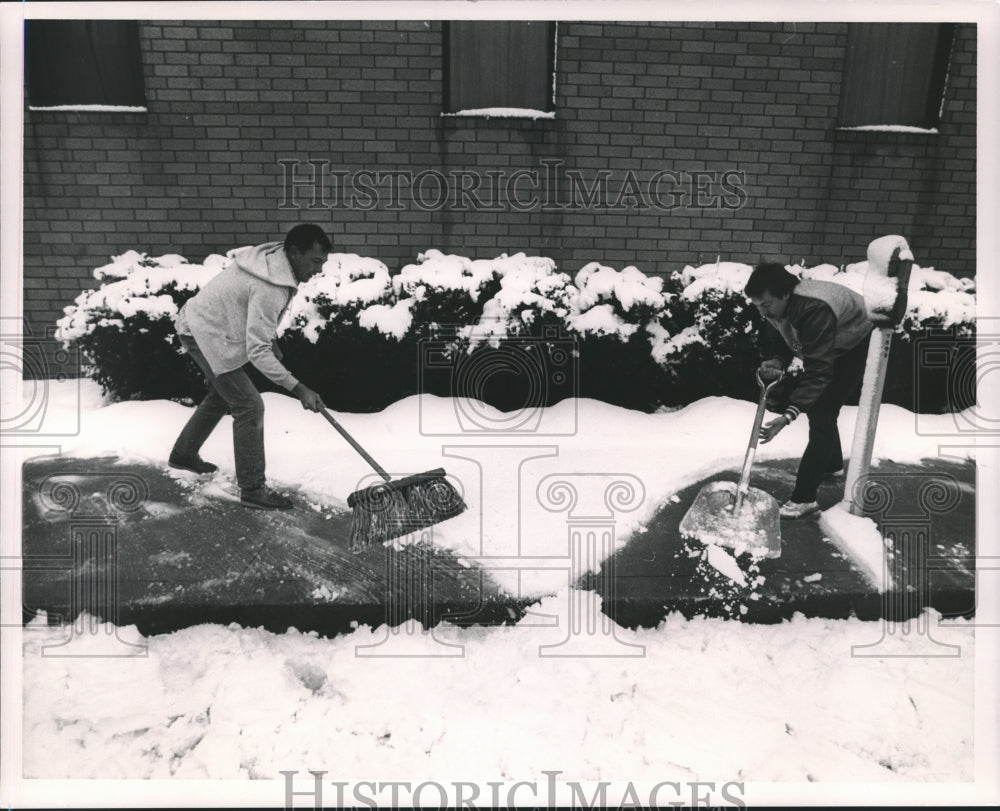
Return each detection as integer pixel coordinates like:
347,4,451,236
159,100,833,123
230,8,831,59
819,235,913,594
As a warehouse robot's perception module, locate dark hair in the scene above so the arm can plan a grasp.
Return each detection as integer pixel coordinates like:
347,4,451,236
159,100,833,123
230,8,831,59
284,223,332,254
744,262,799,298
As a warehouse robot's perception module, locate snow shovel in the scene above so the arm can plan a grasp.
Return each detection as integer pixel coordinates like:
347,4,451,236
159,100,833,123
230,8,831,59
318,409,467,552
679,370,783,558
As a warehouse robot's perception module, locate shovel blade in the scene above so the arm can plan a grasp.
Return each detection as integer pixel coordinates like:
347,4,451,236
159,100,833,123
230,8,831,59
679,480,782,558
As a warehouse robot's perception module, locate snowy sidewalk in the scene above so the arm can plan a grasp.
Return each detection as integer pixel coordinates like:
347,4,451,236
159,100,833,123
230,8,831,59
22,456,508,637
22,455,975,636
591,457,975,625
14,384,981,786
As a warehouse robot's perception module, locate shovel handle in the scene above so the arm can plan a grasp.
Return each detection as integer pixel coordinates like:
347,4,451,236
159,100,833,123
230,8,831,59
319,409,393,482
735,370,783,511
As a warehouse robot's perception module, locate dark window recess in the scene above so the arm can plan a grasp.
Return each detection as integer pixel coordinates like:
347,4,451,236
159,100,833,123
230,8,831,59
25,20,145,108
445,21,555,112
838,23,954,128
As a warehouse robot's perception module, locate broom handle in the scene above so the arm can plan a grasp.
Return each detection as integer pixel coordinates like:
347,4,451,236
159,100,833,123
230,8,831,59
735,370,782,512
318,409,393,482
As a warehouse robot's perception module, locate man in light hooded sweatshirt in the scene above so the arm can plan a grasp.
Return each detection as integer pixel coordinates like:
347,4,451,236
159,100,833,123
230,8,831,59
168,224,329,510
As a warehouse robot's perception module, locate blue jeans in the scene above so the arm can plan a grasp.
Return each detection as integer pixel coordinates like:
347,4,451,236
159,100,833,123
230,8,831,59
172,334,266,491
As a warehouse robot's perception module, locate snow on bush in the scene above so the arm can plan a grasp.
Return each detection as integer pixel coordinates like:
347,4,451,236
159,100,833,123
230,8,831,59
279,253,401,342
459,253,575,347
56,251,228,344
795,261,975,332
567,262,666,341
56,245,977,411
393,249,503,333
675,259,754,301
54,251,231,401
655,261,758,373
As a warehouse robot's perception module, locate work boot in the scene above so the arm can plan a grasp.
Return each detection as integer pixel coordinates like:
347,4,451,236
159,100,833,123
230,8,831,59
240,486,293,511
168,452,218,475
779,500,820,519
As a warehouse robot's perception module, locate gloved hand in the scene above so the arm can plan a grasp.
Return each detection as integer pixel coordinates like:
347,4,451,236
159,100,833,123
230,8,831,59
758,360,783,383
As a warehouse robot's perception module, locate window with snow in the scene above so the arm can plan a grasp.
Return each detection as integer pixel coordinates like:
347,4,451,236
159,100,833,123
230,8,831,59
25,20,146,110
444,21,556,117
837,23,954,131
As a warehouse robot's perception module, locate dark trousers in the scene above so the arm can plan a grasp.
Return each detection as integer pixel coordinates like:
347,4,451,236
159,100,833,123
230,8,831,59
172,334,266,491
788,338,870,503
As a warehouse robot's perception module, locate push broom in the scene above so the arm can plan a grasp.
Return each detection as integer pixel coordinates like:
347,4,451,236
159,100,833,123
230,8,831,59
318,409,467,552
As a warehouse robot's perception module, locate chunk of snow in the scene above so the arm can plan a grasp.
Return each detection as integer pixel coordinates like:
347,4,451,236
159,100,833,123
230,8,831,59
819,503,889,591
705,544,748,586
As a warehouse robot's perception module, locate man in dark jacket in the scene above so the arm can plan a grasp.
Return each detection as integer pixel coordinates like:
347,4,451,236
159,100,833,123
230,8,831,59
744,263,873,517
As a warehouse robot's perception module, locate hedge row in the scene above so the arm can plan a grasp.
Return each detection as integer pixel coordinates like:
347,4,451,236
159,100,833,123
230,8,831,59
55,248,977,413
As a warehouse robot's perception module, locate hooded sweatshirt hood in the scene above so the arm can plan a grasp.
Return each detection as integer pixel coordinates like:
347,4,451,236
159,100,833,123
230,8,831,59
173,241,301,390
231,241,299,289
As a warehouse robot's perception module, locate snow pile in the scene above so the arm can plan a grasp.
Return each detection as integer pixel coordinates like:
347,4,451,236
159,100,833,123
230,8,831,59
566,262,666,340
55,251,229,343
819,503,890,591
20,605,974,781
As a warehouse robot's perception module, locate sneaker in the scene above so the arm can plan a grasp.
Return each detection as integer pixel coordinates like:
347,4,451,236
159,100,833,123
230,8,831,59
779,500,820,518
822,468,845,482
240,486,293,511
168,452,218,475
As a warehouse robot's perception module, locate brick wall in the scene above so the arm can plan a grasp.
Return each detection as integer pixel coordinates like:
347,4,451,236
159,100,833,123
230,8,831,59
23,19,977,343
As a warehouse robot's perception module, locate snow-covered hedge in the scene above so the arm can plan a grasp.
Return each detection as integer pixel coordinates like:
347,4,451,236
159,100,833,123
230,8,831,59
55,251,231,401
56,248,976,411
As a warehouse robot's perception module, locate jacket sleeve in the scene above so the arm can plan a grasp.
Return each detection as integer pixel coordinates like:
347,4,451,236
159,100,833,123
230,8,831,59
245,285,299,391
786,300,837,416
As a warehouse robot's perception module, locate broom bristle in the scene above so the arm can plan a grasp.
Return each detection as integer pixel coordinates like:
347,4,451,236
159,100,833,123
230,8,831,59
349,472,466,552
